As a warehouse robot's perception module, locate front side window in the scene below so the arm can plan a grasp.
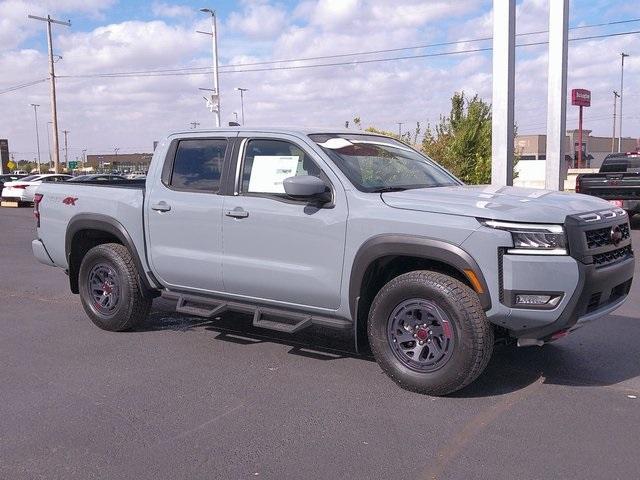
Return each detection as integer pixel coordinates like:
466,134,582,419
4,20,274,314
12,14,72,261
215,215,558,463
309,134,460,192
170,139,227,192
241,139,322,195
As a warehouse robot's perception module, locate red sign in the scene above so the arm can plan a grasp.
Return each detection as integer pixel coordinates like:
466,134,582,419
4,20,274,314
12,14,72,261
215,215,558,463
571,89,591,107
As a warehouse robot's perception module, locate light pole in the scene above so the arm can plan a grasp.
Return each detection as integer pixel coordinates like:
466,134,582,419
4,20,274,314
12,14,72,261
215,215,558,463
618,52,629,153
46,121,52,171
611,90,619,153
62,129,70,167
30,103,42,173
199,8,221,127
235,87,248,125
233,112,239,123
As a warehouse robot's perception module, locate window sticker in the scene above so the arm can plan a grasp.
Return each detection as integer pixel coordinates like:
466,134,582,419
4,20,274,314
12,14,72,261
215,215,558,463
248,155,299,193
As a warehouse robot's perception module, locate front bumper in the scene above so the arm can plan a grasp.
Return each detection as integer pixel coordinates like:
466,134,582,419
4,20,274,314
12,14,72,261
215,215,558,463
515,255,634,341
472,208,634,341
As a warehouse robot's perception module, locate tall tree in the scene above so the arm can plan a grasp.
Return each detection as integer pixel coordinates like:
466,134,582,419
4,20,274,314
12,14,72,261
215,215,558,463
422,92,515,184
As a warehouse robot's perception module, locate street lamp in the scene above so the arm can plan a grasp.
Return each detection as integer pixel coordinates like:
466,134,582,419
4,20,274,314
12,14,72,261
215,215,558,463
235,87,248,125
618,52,630,153
29,103,42,173
199,8,221,127
46,121,52,171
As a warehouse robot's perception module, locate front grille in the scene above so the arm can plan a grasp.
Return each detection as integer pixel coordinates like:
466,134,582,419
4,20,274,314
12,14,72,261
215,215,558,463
585,223,630,249
586,292,601,313
592,245,633,266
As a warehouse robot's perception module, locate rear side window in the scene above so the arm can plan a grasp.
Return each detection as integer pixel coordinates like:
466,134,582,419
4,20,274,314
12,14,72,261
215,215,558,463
169,139,227,192
600,155,640,173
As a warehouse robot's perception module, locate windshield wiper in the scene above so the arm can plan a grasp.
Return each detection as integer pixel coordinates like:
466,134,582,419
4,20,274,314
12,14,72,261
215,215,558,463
369,186,408,193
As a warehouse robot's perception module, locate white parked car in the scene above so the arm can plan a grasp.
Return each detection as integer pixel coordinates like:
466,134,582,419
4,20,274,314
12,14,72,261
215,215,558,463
1,174,72,204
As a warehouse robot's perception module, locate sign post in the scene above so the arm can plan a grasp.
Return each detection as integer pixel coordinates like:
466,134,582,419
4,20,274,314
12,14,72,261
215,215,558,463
571,88,591,168
0,139,9,174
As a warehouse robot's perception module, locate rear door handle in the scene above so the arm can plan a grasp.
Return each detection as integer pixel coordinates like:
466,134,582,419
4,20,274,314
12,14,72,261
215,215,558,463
151,201,171,212
225,208,249,219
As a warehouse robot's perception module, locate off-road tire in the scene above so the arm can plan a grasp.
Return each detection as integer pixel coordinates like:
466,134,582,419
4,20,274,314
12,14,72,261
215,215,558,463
368,270,493,396
78,243,151,331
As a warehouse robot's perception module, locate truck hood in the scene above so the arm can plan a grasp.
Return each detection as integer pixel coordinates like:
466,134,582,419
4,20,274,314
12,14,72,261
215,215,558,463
381,185,610,223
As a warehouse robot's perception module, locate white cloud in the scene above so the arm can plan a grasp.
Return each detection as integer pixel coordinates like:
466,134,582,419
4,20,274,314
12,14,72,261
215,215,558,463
227,1,288,40
151,2,194,19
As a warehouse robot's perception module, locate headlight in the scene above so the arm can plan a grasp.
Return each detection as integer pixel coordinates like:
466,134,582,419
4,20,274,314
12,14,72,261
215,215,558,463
480,219,568,255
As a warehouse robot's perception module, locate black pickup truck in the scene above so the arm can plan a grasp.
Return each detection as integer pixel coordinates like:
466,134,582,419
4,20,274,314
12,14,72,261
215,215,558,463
576,151,640,216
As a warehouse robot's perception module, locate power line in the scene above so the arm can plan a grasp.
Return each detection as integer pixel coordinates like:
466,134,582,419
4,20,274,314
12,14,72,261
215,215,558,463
3,24,640,92
46,16,640,76
0,78,48,95
57,29,640,79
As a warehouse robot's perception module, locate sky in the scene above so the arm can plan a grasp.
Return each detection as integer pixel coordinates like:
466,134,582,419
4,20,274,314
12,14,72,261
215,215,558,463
0,0,639,161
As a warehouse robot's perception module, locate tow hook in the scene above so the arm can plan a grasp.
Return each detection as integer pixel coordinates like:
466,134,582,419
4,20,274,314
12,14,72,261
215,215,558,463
517,338,544,347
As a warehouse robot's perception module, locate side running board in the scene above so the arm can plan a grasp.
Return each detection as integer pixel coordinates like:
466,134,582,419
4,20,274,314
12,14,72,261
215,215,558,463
162,291,351,333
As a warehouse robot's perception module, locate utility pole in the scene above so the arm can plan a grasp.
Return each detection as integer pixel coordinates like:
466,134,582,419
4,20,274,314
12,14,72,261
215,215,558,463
190,121,200,129
198,8,221,127
612,90,619,153
28,14,71,174
30,103,42,173
397,122,403,137
62,130,69,166
618,52,629,153
235,87,248,125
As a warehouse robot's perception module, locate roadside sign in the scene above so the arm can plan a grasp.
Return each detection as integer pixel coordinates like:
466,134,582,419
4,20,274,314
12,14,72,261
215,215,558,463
7,160,16,170
68,161,78,169
571,89,591,107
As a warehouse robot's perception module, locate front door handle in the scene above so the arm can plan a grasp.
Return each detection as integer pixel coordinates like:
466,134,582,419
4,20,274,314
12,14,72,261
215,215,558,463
225,208,249,219
151,201,171,212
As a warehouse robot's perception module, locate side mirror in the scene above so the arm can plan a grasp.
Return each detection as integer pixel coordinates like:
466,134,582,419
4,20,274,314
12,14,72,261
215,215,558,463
283,175,331,203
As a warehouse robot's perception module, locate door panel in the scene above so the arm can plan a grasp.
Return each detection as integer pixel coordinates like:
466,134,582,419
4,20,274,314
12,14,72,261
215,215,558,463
222,136,347,309
147,137,229,292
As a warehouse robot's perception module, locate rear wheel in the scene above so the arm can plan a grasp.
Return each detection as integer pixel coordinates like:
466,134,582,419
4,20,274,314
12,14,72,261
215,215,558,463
368,270,493,396
78,243,151,331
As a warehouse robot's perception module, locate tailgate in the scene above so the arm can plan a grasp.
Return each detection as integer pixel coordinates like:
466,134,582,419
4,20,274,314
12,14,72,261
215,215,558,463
579,173,640,200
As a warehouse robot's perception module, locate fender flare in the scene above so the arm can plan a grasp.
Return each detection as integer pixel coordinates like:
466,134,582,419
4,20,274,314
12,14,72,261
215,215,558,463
65,213,158,296
348,234,491,319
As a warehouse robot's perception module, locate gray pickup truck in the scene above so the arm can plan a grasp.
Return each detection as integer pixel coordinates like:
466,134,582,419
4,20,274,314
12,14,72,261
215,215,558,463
32,128,634,395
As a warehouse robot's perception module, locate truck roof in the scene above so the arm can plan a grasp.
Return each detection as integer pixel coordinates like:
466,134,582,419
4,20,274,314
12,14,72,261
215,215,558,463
169,127,387,137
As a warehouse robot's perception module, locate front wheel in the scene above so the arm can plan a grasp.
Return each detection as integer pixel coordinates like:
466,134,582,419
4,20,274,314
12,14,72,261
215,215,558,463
368,270,493,396
78,243,151,331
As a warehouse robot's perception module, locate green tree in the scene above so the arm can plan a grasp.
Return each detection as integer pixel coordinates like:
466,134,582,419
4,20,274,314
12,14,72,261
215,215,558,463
422,92,516,184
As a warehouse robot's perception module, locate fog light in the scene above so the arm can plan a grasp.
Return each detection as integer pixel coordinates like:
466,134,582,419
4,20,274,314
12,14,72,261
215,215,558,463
515,294,552,305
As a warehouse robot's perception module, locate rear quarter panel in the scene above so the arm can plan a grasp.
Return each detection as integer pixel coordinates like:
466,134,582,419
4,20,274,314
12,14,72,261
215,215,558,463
36,183,146,271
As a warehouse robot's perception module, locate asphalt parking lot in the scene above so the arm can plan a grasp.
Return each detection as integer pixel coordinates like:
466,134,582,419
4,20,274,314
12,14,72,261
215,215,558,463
1,207,640,480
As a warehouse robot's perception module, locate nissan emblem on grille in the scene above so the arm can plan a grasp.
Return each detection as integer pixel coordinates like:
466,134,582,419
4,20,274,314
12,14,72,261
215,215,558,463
610,226,623,246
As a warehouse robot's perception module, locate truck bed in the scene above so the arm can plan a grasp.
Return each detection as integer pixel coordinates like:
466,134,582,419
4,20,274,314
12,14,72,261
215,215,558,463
35,180,148,273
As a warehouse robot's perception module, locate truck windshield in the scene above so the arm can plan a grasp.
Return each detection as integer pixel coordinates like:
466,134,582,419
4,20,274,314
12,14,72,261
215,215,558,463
309,134,460,192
